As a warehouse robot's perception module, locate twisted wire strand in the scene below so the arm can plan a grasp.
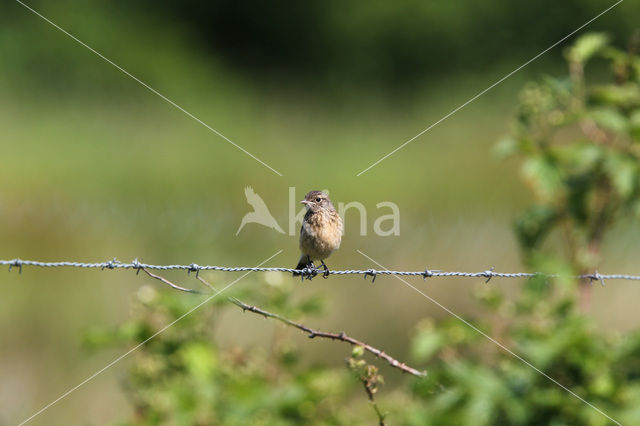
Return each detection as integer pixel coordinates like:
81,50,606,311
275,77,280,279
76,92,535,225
1,258,638,285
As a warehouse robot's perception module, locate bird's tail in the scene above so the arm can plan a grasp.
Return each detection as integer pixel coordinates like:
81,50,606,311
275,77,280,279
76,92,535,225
292,255,308,276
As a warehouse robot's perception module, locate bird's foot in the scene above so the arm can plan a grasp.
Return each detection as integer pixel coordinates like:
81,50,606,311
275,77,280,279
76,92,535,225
300,259,318,281
300,268,318,281
319,260,330,279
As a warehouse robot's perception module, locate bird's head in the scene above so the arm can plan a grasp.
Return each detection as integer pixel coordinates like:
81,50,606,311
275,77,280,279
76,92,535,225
301,190,334,213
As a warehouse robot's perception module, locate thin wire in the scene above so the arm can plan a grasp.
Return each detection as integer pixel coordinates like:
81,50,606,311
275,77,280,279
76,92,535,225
356,0,624,176
357,250,622,426
0,258,636,284
14,0,283,177
16,250,283,426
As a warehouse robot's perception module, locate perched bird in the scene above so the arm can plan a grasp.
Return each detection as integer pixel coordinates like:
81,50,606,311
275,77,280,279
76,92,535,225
236,186,285,235
293,190,343,278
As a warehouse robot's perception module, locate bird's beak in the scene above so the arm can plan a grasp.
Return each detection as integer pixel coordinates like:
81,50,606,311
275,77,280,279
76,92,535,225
300,200,310,205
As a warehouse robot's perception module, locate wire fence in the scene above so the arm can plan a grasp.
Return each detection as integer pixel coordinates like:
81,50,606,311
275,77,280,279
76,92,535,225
2,258,639,285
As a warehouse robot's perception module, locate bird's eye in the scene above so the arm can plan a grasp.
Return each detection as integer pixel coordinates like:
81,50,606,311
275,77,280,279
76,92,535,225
315,197,321,202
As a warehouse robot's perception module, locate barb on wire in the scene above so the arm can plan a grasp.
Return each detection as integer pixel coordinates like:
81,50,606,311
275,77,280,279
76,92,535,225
229,297,426,377
2,258,639,284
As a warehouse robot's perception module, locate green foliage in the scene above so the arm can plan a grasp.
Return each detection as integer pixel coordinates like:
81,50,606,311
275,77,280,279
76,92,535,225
4,1,638,92
396,33,640,426
405,282,640,425
86,276,367,425
500,32,640,274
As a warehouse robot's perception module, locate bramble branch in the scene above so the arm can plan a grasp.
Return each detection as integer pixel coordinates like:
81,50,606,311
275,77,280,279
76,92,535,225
229,297,426,377
137,269,426,378
140,267,203,294
137,269,424,377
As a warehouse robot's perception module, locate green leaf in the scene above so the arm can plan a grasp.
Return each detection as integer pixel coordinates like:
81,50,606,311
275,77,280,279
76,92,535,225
515,205,558,251
556,142,602,172
630,109,640,141
588,107,629,133
633,57,640,80
566,33,610,64
604,153,638,198
351,345,365,358
411,320,445,360
589,84,640,109
521,156,562,200
565,173,591,224
180,342,217,379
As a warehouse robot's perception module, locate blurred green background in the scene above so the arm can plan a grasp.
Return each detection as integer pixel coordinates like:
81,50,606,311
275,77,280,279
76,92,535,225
2,0,640,424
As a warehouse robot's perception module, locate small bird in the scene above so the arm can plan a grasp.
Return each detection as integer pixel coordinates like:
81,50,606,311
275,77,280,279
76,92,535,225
293,191,343,278
236,186,285,235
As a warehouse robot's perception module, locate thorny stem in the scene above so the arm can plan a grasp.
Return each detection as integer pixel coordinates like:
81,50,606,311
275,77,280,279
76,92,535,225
229,298,427,377
195,274,218,292
140,268,203,294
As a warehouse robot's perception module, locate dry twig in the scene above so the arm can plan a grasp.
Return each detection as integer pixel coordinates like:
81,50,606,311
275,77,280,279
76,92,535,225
140,267,203,294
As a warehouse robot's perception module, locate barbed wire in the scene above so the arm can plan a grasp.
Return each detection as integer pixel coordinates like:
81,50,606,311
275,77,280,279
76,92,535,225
2,258,639,285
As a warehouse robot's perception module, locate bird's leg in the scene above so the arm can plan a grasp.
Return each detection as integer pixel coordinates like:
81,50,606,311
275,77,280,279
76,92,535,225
301,256,318,281
306,256,317,270
319,259,330,279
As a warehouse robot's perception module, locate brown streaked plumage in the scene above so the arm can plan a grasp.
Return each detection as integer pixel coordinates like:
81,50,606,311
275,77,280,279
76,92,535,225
293,190,343,277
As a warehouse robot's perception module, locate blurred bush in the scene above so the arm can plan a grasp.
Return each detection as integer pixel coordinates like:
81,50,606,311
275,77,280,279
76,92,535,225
403,32,640,426
3,0,638,92
498,31,640,302
143,0,637,88
85,274,374,425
